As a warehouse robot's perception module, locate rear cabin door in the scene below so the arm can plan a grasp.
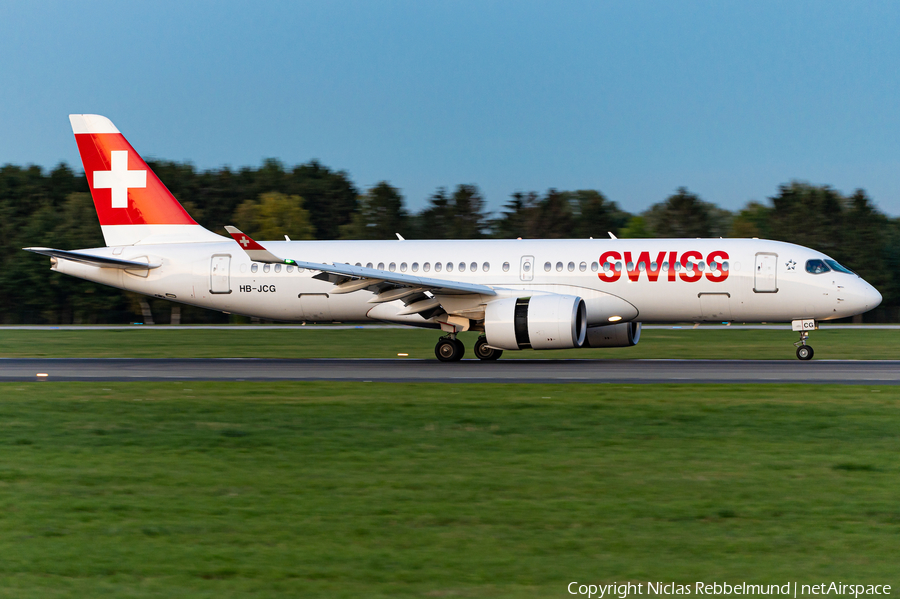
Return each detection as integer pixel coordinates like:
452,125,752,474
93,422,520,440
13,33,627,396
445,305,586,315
754,253,778,293
210,255,232,294
520,255,534,281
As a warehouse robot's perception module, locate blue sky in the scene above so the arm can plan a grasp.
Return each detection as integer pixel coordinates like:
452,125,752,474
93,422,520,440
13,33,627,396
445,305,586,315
2,1,899,215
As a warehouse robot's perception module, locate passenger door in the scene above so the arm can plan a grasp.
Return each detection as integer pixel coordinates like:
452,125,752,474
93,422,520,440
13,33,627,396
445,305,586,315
754,253,778,293
210,255,232,294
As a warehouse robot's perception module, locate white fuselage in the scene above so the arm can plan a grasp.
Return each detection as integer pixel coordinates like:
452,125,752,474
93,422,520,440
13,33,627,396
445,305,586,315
51,237,882,327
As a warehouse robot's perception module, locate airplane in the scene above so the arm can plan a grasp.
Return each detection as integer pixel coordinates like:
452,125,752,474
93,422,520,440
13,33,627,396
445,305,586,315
24,114,882,361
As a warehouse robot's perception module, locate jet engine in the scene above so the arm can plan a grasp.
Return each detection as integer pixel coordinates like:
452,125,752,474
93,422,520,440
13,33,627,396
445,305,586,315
583,322,641,347
484,294,587,350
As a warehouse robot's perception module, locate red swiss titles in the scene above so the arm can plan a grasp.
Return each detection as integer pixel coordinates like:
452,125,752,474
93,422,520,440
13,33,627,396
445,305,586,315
597,250,729,283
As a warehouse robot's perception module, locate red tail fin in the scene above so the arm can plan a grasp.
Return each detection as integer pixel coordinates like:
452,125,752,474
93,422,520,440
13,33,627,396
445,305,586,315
70,114,221,246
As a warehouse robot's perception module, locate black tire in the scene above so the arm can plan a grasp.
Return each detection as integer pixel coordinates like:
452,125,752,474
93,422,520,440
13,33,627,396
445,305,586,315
474,337,502,361
451,338,465,360
796,345,814,361
435,337,464,362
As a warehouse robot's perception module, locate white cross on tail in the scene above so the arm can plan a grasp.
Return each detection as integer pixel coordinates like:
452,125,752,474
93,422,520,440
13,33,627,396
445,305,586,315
93,150,147,208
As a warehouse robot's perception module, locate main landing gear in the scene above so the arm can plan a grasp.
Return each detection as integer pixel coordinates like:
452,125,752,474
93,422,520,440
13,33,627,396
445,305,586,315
435,335,465,362
794,331,814,361
434,335,504,362
474,336,502,361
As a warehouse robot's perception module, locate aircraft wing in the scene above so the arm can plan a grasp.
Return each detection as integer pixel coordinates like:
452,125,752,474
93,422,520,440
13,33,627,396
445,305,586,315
23,247,160,269
224,226,496,297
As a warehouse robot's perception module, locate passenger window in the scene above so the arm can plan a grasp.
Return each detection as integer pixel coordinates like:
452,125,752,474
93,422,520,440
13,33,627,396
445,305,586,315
544,262,552,272
626,261,634,271
502,262,510,272
251,263,258,273
355,262,361,267
698,262,705,272
459,262,466,272
298,267,305,273
470,261,478,272
286,265,293,273
662,261,668,271
366,262,373,269
591,262,599,272
638,262,645,272
400,262,407,272
377,262,384,270
579,262,586,272
424,262,431,272
411,262,419,272
556,262,563,272
389,262,396,272
274,264,282,273
482,262,489,272
435,262,442,272
263,264,271,273
446,263,453,272
806,259,831,274
722,261,729,271
568,261,575,272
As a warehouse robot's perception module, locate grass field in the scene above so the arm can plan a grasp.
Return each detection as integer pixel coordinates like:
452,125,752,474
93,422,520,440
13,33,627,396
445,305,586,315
0,381,897,597
0,326,898,360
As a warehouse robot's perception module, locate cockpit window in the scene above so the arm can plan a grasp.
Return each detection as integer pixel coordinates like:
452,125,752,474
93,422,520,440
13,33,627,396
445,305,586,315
824,259,855,275
805,259,830,274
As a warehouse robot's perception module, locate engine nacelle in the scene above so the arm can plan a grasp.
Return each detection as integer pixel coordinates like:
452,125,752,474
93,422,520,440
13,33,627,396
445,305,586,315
584,322,641,347
484,294,587,350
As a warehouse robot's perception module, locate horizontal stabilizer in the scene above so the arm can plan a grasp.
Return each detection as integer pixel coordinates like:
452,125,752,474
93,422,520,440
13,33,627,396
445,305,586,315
24,247,160,269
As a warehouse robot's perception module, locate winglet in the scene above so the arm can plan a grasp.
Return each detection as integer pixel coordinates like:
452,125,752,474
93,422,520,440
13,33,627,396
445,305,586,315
224,226,293,264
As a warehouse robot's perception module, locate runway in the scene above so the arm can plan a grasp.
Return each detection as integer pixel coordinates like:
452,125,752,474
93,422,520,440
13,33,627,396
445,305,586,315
2,358,899,384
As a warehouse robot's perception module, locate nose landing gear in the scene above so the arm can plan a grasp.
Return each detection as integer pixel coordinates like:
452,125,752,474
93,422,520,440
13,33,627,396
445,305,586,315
792,319,817,361
435,335,465,362
794,331,814,361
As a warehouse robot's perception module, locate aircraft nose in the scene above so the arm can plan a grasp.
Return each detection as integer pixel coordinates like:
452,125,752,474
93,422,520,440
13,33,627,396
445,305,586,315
866,283,883,310
855,280,882,313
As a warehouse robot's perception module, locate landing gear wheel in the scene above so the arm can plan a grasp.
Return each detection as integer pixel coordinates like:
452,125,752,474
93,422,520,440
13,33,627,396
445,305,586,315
435,337,465,362
796,345,814,361
474,337,502,361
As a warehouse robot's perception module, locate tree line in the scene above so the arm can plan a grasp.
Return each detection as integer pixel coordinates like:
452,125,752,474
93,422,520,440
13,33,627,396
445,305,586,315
1,159,897,324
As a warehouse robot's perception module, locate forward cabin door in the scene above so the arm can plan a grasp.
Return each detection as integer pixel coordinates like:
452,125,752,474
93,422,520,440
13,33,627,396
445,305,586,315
754,253,778,293
520,255,534,281
210,255,232,294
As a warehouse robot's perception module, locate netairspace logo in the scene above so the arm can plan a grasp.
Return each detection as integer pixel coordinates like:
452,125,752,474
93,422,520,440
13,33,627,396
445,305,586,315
567,582,892,598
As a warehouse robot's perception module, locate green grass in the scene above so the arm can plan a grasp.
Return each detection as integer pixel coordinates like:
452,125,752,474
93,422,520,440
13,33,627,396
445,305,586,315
0,327,898,359
0,382,898,597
